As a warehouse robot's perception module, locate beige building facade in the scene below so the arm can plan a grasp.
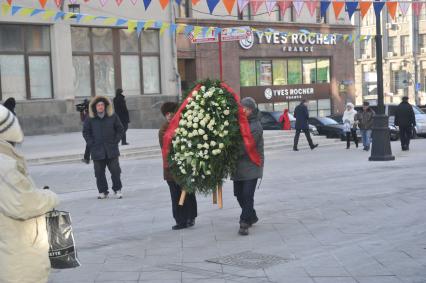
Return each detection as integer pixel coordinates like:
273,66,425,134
354,7,426,106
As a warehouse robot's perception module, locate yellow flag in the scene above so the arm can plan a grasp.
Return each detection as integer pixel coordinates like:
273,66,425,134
160,23,170,36
127,20,137,33
42,10,56,20
20,7,34,16
144,20,155,30
64,13,75,20
193,26,202,38
82,15,96,23
104,17,117,25
1,3,11,15
176,24,186,34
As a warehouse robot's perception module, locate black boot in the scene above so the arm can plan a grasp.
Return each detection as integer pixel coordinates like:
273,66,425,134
238,223,249,236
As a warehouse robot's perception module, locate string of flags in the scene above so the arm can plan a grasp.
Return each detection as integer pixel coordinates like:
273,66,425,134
2,0,425,18
0,3,378,44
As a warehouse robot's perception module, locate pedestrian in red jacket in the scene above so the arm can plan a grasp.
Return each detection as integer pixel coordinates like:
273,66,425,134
279,109,291,130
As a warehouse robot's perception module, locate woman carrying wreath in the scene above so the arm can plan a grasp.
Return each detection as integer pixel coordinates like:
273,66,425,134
279,109,291,131
231,97,264,236
159,102,197,230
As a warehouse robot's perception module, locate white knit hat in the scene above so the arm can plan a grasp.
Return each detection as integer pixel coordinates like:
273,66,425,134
0,104,23,143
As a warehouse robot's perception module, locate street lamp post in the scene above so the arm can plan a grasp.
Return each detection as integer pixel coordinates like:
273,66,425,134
369,3,395,161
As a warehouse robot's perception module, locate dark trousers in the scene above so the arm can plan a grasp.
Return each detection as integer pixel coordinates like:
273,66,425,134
122,123,128,144
83,144,90,161
93,157,122,194
399,126,412,150
233,179,258,224
293,129,314,149
167,181,197,225
346,129,358,148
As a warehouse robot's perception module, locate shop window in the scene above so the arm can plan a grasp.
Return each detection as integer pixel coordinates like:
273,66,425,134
256,60,272,86
308,100,318,117
302,59,316,84
0,24,52,100
272,59,287,85
274,102,289,111
258,103,274,111
316,59,330,83
287,59,302,84
71,27,161,97
240,60,256,86
289,101,299,113
318,99,331,117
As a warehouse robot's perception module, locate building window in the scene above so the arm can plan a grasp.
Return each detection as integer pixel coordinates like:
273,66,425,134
371,39,376,58
400,35,409,56
71,27,160,97
391,70,408,97
419,7,426,21
388,36,397,54
240,58,330,87
360,40,367,56
419,34,426,50
362,71,377,97
0,24,52,100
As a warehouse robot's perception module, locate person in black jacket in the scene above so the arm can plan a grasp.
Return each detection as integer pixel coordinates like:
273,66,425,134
395,96,416,151
83,96,124,199
113,88,130,145
293,100,318,151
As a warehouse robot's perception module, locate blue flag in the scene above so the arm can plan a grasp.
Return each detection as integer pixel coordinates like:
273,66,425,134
11,6,22,16
207,0,220,14
345,2,359,20
373,1,385,18
320,1,331,19
30,9,44,17
137,21,146,36
143,0,152,10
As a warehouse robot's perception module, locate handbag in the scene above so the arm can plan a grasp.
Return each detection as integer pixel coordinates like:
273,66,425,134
46,210,81,269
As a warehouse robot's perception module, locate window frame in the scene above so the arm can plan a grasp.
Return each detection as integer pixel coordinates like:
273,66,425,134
0,24,53,100
71,26,161,97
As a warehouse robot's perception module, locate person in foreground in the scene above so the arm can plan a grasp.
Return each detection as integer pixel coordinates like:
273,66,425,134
342,102,359,149
293,100,318,151
395,96,416,151
0,104,59,283
159,102,197,230
232,97,264,236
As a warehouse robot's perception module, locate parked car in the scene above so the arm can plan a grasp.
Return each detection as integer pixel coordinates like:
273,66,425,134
328,113,399,141
308,117,361,141
354,104,426,138
259,111,319,135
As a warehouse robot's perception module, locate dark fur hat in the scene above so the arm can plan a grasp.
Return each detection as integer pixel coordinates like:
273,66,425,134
161,102,178,116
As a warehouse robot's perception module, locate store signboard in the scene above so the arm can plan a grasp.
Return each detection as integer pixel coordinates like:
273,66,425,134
221,26,252,42
189,29,218,44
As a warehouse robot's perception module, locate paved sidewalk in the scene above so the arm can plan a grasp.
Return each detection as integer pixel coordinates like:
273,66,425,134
26,139,426,283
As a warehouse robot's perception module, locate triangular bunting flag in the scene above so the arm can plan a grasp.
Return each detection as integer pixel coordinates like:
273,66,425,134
265,0,277,15
399,2,410,16
293,0,304,16
359,1,372,19
143,0,152,10
20,8,34,17
345,2,358,20
30,8,44,17
207,0,221,13
193,26,202,38
250,0,264,16
177,24,186,34
305,0,318,17
159,0,170,9
11,6,22,16
184,25,194,36
54,11,65,21
373,1,385,18
100,0,108,6
192,0,201,5
175,0,182,5
160,22,170,35
116,18,128,26
320,1,330,19
82,15,97,22
169,24,177,36
127,20,137,32
136,21,145,36
55,0,62,8
386,2,398,21
223,0,236,14
2,3,11,15
130,0,138,4
6,0,12,5
413,2,423,17
42,10,56,20
277,1,292,16
238,0,250,11
75,14,84,22
116,0,124,5
144,20,155,30
39,0,48,8
332,1,344,19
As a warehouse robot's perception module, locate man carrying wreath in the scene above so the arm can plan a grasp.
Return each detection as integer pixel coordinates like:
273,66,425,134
159,102,197,230
231,97,264,236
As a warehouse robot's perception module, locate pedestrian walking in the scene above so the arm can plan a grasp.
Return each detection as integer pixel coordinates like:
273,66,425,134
355,101,375,151
279,109,291,130
231,97,264,236
77,99,91,164
113,88,130,145
3,97,16,116
83,96,124,199
293,100,318,151
395,96,416,151
342,102,359,149
159,102,197,230
0,104,59,283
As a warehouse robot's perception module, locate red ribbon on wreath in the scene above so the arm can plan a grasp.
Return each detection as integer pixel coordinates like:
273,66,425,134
162,83,261,168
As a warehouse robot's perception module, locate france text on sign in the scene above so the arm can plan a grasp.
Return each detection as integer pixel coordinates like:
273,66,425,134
189,29,218,44
221,27,252,42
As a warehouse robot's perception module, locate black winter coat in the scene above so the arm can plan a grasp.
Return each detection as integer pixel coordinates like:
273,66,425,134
294,103,309,130
395,101,416,128
113,94,130,124
83,96,124,161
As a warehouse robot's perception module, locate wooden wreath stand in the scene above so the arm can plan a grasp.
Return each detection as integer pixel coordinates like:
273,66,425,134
178,185,223,209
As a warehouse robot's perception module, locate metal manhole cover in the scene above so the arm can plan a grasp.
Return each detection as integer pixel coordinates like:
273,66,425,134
206,251,289,269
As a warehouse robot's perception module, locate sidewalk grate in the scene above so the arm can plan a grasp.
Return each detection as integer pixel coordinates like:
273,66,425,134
206,251,289,269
